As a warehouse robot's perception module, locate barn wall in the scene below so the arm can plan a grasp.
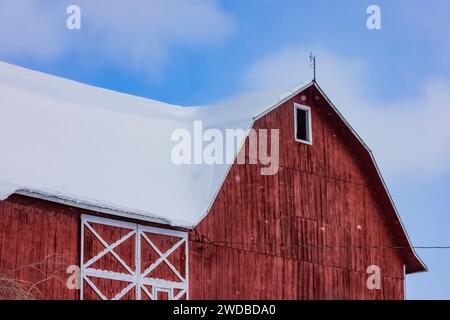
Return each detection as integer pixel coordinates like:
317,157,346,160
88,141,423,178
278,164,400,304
0,86,406,300
0,195,189,300
190,86,406,300
0,195,80,299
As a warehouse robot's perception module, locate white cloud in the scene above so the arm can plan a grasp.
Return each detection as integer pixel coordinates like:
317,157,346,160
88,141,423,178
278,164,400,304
0,1,67,60
0,0,233,76
243,47,450,179
395,0,450,64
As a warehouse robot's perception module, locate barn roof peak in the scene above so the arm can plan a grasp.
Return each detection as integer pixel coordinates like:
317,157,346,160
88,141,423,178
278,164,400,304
0,61,426,273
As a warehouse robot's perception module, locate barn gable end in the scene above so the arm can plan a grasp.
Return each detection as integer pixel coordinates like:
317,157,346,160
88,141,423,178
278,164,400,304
189,83,424,299
0,62,425,300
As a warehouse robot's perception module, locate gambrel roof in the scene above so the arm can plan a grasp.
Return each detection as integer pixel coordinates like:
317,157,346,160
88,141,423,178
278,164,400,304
0,61,308,227
0,62,426,273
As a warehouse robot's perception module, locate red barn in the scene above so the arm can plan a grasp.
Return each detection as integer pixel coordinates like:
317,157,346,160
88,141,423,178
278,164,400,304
0,62,425,300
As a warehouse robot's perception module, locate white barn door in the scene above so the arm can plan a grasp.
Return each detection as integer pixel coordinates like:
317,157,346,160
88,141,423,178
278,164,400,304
80,215,188,300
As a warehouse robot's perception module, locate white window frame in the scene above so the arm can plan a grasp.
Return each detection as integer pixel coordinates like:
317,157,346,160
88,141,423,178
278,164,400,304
293,102,313,145
154,287,173,300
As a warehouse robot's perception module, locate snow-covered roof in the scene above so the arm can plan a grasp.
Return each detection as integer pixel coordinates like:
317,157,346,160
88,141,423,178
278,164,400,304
0,61,310,228
0,62,427,273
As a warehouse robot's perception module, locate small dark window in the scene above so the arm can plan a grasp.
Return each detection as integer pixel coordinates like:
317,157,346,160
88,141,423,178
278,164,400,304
296,108,308,141
294,103,312,144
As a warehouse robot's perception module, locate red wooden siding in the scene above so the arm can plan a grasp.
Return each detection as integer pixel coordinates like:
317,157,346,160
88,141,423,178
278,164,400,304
0,195,79,299
0,86,410,300
189,86,406,300
0,195,189,300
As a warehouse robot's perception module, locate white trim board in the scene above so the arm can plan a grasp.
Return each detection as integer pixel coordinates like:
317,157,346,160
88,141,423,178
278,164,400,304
312,82,427,273
9,75,425,273
80,214,189,300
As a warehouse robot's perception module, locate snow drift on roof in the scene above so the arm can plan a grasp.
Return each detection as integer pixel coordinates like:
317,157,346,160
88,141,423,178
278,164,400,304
0,61,309,228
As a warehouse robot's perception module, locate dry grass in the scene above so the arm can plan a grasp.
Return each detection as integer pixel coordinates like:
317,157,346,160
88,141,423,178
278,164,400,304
0,254,71,300
0,274,34,300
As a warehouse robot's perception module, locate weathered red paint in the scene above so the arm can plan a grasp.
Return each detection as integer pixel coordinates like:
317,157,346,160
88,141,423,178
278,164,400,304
189,85,408,300
0,85,417,300
0,195,79,299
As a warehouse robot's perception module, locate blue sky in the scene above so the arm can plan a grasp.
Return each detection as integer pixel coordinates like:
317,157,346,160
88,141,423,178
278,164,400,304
1,0,449,299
